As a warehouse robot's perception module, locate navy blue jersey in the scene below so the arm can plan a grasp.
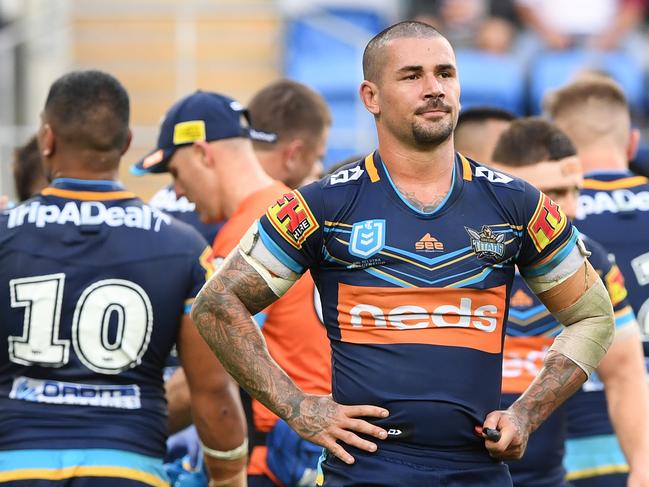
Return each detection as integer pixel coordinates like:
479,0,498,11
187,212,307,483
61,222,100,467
503,236,635,486
257,152,577,456
149,184,223,245
0,179,212,458
576,171,649,334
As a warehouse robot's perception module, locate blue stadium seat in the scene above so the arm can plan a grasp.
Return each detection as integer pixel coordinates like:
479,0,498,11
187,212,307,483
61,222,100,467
528,49,644,114
456,50,526,115
284,8,385,95
284,7,386,166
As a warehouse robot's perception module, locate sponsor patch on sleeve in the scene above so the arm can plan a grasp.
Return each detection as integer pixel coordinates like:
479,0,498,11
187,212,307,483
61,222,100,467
605,264,628,306
198,246,215,281
527,193,568,252
266,191,319,249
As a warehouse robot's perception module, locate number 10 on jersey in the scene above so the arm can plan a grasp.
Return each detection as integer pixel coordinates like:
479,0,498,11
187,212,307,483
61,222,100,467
8,273,153,375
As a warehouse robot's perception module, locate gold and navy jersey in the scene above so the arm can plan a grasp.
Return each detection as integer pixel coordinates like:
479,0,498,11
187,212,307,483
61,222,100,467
258,152,577,455
0,179,212,458
576,171,649,336
502,235,635,486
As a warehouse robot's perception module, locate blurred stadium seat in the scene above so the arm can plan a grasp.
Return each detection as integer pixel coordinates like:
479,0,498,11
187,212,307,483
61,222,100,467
284,7,385,166
529,49,645,115
456,50,526,115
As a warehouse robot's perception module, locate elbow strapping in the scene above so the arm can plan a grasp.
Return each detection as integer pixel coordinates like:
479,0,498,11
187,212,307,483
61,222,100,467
549,279,615,377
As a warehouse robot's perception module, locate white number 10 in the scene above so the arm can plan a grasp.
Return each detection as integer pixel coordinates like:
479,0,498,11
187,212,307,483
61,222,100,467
8,273,153,375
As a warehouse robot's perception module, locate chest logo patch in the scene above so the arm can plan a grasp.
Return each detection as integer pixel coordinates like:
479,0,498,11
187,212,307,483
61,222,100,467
349,219,385,259
466,225,505,260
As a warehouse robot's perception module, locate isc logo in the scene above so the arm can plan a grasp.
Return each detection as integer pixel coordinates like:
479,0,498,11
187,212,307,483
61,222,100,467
338,283,506,353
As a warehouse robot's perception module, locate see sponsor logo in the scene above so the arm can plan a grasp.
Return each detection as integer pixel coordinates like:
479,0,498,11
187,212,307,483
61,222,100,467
337,283,506,353
510,289,534,308
415,233,444,252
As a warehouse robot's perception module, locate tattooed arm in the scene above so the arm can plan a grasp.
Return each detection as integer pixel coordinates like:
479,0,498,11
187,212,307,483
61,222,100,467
481,259,613,459
191,249,388,464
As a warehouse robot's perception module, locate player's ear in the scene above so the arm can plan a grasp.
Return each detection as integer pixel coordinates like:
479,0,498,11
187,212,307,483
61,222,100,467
193,141,213,169
39,120,55,158
284,138,304,173
360,80,380,116
627,128,640,161
120,129,132,156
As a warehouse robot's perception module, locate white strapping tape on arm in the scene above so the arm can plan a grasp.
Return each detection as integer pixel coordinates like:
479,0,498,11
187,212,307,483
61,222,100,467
238,221,301,297
548,278,615,377
524,238,590,294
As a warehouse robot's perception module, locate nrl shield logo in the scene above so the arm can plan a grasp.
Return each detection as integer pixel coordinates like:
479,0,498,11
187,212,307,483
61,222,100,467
466,225,505,260
349,219,386,259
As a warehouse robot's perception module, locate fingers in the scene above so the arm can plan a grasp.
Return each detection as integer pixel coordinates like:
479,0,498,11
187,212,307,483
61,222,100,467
343,418,388,440
342,404,389,419
479,411,522,460
334,427,379,453
324,440,356,465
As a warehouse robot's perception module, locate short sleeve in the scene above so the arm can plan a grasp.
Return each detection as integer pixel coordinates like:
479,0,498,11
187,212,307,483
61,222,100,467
257,181,324,273
517,183,579,277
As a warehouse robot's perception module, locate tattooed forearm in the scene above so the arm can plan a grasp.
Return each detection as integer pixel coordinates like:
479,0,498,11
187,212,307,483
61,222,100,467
510,351,587,433
191,250,306,424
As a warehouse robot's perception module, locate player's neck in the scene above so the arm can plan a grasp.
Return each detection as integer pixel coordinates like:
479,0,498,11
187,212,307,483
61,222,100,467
255,150,284,183
221,157,275,218
379,134,455,184
378,135,455,213
46,150,121,182
577,148,628,174
48,164,119,182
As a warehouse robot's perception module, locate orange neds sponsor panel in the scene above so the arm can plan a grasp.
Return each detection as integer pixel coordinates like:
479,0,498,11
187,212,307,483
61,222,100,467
501,336,553,394
337,283,507,353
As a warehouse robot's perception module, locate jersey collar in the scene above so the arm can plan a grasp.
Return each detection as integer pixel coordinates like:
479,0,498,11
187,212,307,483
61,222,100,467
372,151,464,218
42,178,137,201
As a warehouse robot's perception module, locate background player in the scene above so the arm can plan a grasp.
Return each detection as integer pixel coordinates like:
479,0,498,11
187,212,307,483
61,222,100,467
12,135,48,202
132,85,332,487
545,74,649,487
490,117,649,487
454,106,516,162
189,21,616,486
247,79,330,190
0,70,247,487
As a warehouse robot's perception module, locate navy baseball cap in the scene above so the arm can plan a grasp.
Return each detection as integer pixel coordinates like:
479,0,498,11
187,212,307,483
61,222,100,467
131,90,275,175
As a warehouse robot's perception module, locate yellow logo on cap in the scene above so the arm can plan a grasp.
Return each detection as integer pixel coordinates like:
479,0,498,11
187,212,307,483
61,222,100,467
173,120,206,145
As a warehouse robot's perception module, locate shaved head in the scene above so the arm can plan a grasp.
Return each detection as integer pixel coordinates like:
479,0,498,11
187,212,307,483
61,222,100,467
363,21,443,83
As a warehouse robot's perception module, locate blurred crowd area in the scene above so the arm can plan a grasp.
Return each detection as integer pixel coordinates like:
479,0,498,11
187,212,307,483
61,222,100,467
1,0,649,200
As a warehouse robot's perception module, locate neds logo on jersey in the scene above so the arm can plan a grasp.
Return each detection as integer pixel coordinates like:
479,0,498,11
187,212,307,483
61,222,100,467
337,283,506,353
502,336,553,393
528,193,567,252
266,191,319,249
